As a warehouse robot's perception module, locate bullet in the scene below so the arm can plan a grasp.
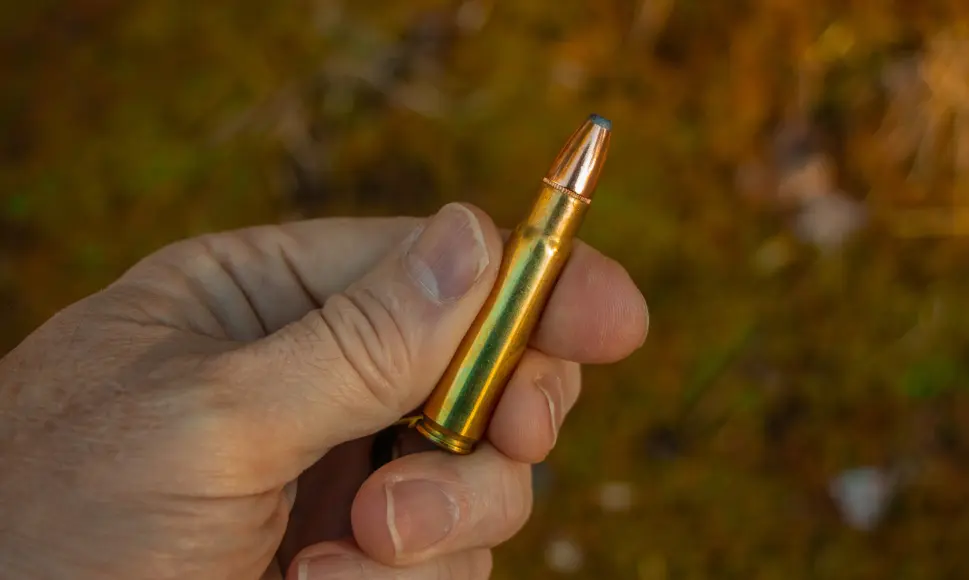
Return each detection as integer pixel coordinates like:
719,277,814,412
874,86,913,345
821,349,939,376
415,114,612,454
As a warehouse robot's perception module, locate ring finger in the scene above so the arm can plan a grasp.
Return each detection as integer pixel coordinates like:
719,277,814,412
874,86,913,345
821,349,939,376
392,349,582,464
486,349,582,463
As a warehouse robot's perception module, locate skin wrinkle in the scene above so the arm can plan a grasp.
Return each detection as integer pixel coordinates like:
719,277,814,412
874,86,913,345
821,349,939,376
317,299,405,416
230,231,290,332
271,317,373,439
274,233,324,309
346,286,413,392
230,229,322,333
249,497,291,575
200,235,271,337
158,263,233,338
138,246,240,338
174,239,265,341
111,286,216,337
374,278,422,349
162,493,281,580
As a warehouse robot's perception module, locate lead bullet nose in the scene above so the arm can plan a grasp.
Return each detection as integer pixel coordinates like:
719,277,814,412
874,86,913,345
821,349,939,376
544,114,612,200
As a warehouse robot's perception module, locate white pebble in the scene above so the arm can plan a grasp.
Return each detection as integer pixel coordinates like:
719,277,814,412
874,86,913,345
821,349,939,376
456,0,490,32
545,538,584,574
793,191,867,250
828,467,896,531
596,481,634,512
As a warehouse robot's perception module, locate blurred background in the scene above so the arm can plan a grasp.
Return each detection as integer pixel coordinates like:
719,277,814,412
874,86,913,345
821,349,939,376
3,0,969,577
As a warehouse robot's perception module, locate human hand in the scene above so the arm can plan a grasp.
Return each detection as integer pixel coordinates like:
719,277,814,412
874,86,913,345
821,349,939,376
0,203,648,579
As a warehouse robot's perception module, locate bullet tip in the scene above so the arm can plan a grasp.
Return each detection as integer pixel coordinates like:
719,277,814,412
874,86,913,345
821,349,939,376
545,114,612,199
589,114,612,131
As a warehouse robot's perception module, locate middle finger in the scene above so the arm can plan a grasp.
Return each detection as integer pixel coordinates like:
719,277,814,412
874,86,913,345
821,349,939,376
487,348,582,464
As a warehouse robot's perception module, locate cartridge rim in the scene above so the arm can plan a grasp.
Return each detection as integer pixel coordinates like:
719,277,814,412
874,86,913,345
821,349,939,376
415,416,476,455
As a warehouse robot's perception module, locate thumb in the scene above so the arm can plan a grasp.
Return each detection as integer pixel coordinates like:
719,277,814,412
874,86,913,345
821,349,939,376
235,203,501,460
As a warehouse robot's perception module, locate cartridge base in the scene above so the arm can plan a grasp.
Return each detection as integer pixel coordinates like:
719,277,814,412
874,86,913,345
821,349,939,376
415,416,476,455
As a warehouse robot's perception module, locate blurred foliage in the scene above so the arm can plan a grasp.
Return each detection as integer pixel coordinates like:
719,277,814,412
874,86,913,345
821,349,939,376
4,0,969,578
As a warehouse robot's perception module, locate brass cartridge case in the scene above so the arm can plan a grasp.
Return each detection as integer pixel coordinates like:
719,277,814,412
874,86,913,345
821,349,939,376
415,114,612,454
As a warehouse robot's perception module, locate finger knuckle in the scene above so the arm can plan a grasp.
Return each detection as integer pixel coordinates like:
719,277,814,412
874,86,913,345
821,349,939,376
319,289,412,413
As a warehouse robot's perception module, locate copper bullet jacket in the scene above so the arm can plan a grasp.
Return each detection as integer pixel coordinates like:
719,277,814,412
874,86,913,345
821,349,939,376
415,115,612,454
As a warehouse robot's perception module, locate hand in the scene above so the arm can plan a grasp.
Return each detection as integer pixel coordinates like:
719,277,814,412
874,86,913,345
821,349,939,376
0,203,648,579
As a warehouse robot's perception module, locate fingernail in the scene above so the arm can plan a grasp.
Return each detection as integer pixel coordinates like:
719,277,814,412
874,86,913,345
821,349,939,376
296,554,365,579
639,294,650,347
386,479,460,556
405,203,490,303
536,373,563,444
283,480,298,512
